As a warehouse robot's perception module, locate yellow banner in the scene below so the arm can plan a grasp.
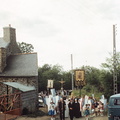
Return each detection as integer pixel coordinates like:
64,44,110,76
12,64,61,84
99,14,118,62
75,70,85,81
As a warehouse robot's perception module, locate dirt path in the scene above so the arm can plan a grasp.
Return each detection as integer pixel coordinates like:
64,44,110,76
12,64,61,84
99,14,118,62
15,107,108,120
16,116,50,120
89,116,108,120
16,115,108,120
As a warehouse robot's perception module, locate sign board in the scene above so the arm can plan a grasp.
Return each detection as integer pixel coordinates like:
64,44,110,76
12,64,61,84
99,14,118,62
74,69,85,87
75,70,85,81
47,80,53,88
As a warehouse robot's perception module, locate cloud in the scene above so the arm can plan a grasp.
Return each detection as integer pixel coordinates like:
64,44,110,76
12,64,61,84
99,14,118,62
0,0,120,70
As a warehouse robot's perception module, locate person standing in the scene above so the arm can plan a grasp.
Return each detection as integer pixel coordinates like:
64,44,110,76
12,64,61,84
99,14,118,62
84,104,90,120
87,97,92,115
99,102,104,116
58,98,66,120
73,98,80,118
55,93,61,113
49,100,56,120
68,99,74,120
65,98,69,118
94,99,99,116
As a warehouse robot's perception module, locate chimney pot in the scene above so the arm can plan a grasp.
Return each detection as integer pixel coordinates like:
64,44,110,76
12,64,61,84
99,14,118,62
9,24,11,27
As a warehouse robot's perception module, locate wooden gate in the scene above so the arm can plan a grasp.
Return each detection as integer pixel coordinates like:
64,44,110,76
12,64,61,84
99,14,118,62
0,92,21,119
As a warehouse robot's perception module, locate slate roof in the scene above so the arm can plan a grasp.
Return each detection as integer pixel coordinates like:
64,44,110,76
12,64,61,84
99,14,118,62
0,53,38,77
3,82,35,92
0,37,9,48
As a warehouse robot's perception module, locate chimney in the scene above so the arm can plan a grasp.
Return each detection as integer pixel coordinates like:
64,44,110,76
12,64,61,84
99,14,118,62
3,25,21,54
3,25,16,44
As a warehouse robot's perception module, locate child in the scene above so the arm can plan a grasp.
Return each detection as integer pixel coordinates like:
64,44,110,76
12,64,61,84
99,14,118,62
49,101,56,120
84,104,90,120
99,102,104,116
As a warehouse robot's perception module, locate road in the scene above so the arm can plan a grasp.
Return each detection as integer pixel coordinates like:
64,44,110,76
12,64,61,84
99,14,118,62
15,107,108,120
16,115,108,120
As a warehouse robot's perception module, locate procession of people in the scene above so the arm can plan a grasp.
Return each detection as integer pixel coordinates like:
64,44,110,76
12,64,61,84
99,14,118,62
39,89,107,120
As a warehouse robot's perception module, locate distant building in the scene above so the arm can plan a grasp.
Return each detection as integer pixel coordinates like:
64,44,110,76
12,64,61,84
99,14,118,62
0,25,38,114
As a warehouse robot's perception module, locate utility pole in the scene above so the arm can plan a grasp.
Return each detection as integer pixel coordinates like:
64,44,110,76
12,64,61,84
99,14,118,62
113,24,118,94
71,54,74,90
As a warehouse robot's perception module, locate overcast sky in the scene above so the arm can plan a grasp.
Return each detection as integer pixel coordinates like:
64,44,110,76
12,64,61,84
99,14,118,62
0,0,120,71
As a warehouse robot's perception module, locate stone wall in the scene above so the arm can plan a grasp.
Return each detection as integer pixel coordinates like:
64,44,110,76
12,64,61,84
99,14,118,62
0,48,6,73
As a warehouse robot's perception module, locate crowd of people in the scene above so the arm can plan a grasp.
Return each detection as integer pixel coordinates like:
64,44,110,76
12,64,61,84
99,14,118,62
39,90,107,120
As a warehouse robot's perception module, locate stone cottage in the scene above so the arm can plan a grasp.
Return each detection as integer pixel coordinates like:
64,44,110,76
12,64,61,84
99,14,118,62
0,25,38,114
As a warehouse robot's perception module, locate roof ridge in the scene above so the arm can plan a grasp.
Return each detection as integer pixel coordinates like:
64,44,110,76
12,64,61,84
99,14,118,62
12,52,37,55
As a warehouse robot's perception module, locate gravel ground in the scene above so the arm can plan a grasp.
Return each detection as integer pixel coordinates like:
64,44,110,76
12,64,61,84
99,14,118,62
15,107,108,120
15,115,108,120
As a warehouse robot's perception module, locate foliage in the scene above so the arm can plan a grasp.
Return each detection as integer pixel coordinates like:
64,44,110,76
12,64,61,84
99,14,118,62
38,64,72,92
17,42,34,53
81,66,102,92
72,88,103,100
100,70,113,99
38,64,112,99
101,52,120,73
101,52,120,94
62,71,72,90
38,52,120,100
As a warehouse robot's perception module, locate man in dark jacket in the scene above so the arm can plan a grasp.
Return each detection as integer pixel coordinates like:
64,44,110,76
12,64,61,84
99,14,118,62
68,99,74,120
58,98,66,120
73,98,81,118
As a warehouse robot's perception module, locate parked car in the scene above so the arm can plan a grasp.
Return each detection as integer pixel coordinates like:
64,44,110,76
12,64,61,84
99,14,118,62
108,94,120,120
38,96,44,107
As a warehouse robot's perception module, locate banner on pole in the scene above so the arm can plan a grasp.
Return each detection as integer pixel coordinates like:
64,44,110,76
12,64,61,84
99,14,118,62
74,70,85,87
47,80,53,88
75,70,85,81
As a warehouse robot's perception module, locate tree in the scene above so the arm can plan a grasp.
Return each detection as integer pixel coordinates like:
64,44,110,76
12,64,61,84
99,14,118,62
100,70,113,99
38,59,120,99
81,66,100,90
101,52,120,94
62,71,72,90
101,52,120,73
38,64,73,92
38,64,63,92
17,42,34,53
